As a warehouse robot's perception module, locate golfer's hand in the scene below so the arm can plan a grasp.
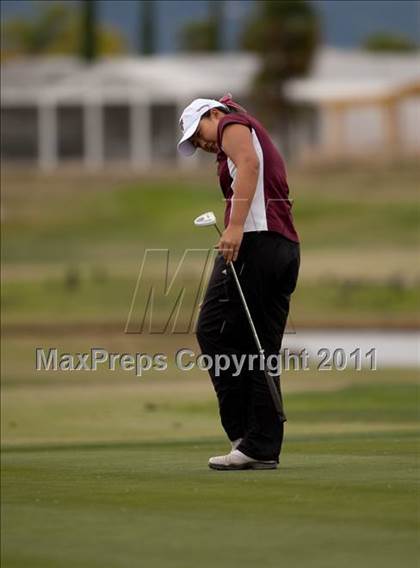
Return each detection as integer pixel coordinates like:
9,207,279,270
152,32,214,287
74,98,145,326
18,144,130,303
217,224,244,263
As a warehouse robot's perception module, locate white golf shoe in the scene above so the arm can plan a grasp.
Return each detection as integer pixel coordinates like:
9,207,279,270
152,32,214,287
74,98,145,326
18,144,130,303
208,449,277,471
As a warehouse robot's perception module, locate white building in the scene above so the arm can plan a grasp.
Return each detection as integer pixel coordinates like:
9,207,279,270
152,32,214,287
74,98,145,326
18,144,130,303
286,48,420,161
1,48,419,170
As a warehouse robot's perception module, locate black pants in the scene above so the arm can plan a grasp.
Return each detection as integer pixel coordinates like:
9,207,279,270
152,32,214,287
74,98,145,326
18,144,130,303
196,231,300,462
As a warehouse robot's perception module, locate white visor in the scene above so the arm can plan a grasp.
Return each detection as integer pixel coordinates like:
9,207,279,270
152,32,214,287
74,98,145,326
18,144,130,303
177,98,227,156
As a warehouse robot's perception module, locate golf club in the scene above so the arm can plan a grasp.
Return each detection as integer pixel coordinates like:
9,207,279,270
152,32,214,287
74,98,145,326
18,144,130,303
194,211,286,422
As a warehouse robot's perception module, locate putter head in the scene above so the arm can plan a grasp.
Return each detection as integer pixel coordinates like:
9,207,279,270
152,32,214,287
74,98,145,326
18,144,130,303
194,211,217,228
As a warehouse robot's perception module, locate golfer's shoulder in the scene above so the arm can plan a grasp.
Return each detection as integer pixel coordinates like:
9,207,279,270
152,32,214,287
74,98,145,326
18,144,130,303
218,112,253,132
217,113,254,147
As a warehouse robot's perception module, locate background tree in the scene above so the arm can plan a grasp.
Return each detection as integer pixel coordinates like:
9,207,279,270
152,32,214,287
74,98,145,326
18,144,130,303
240,0,319,140
179,20,218,52
362,32,418,53
178,0,224,52
138,0,156,55
1,1,126,61
81,0,97,61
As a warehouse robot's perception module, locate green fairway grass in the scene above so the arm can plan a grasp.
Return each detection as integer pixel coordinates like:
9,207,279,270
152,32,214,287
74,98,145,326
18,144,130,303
3,161,419,262
2,162,420,328
2,360,419,568
2,433,418,568
2,275,419,327
2,163,419,566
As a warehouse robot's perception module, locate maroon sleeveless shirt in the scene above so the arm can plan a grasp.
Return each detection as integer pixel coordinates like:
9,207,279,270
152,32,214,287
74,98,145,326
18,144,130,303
216,112,299,243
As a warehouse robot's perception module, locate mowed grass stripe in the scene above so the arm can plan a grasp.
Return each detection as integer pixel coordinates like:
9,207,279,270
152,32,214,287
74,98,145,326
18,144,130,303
2,432,418,568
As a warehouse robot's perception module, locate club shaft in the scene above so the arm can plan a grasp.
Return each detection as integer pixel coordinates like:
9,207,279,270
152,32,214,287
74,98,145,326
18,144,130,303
214,223,285,421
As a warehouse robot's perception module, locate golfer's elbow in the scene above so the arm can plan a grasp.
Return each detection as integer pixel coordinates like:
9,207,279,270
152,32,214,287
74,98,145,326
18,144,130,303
238,154,260,176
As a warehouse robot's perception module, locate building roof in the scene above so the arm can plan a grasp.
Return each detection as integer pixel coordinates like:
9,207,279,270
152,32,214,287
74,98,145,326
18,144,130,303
2,48,420,106
285,48,420,104
1,53,259,105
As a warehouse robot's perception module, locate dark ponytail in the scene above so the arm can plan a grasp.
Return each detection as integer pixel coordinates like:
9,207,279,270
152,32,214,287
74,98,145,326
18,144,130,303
201,94,247,119
218,93,247,114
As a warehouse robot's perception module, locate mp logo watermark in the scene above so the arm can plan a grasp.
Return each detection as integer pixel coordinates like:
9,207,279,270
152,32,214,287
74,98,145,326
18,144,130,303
124,199,298,335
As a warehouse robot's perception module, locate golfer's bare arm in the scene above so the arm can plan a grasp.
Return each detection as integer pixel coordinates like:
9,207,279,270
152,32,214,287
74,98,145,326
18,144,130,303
222,124,259,228
217,124,259,262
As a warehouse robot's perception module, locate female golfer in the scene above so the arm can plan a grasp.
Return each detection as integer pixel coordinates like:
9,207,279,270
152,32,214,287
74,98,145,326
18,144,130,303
178,94,300,470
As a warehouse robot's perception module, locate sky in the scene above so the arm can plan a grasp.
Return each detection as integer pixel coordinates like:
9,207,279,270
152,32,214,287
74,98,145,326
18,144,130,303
1,0,419,53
